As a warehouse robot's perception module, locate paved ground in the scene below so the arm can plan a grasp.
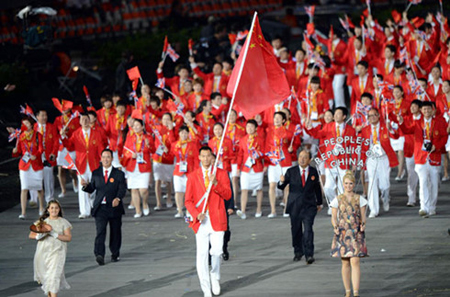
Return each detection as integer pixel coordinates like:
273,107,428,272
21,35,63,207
1,169,450,297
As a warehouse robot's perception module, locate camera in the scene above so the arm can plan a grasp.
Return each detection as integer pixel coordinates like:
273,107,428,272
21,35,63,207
43,160,52,167
424,142,432,152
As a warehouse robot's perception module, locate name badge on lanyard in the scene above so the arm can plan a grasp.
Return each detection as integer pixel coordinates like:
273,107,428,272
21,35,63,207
156,145,165,156
136,152,145,164
245,156,255,168
22,152,31,163
179,161,188,172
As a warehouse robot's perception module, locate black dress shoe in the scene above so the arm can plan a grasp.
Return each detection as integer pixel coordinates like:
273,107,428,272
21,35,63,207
293,253,303,262
111,256,120,262
222,252,229,261
306,256,315,264
96,255,105,266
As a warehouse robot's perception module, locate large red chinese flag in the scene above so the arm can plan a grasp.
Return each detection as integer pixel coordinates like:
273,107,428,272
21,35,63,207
226,14,290,119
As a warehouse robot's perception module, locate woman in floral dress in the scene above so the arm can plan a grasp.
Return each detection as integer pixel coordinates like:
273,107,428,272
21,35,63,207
330,171,368,297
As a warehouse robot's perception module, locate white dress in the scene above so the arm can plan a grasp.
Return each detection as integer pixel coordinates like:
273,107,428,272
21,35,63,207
34,217,72,294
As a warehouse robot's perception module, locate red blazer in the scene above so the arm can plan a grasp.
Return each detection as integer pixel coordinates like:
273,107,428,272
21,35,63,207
331,39,348,75
185,167,232,233
62,128,105,175
196,112,216,143
34,123,59,167
143,112,161,132
300,89,329,120
54,113,80,151
96,107,116,130
264,126,293,167
387,97,412,136
285,121,302,161
187,92,209,111
307,122,357,170
152,125,176,164
211,103,228,123
13,130,44,171
237,133,265,173
436,94,450,117
385,72,410,94
360,122,399,167
122,132,155,172
296,76,311,99
193,67,230,98
402,114,421,158
92,123,109,148
279,60,297,89
344,48,371,84
316,36,348,75
374,58,395,78
208,136,234,172
225,123,245,164
350,75,374,114
427,82,443,102
156,70,190,96
407,40,432,79
320,67,336,101
105,114,127,151
170,140,199,176
400,117,448,165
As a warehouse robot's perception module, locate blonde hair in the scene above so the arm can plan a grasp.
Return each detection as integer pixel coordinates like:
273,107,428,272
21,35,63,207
343,170,356,183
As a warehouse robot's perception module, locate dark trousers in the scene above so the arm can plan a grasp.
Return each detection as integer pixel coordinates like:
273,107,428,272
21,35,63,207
290,207,317,257
94,207,122,258
223,213,231,252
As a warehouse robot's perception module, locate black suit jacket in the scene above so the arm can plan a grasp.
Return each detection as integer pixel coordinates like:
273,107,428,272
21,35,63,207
277,165,323,215
82,166,127,217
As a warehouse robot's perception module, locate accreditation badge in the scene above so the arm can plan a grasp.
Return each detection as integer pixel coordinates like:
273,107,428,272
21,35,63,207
22,152,31,163
155,145,165,156
136,152,145,164
179,161,188,173
245,157,255,168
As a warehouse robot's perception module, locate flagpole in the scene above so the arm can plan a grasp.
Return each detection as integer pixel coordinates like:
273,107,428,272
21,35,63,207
405,2,412,12
200,11,258,214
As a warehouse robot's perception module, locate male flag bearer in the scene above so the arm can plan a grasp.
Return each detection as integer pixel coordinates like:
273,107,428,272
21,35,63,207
185,146,232,297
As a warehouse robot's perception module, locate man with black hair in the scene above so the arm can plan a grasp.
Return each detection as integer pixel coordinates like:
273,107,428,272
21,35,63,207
81,149,127,265
185,146,231,297
403,99,422,207
398,101,448,217
350,60,373,114
61,113,106,219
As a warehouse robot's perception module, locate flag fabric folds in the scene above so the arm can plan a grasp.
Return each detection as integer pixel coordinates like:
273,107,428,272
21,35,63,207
226,15,291,119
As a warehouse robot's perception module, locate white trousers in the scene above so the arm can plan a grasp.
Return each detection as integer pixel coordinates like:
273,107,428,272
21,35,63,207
406,157,418,204
366,156,390,216
415,163,439,213
30,166,55,203
324,167,346,206
77,164,94,216
195,213,224,295
332,74,347,108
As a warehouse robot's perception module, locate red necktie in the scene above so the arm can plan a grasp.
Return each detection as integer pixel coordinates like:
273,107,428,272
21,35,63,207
104,170,108,183
301,169,305,187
